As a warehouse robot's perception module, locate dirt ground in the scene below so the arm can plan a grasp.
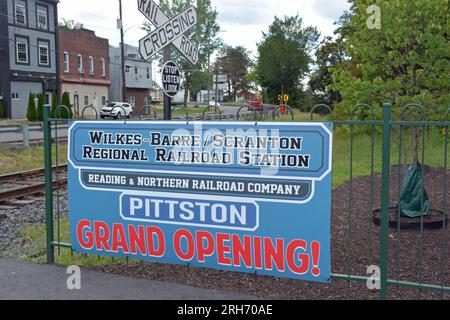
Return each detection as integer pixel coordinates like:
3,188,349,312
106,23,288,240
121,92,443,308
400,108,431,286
87,168,450,300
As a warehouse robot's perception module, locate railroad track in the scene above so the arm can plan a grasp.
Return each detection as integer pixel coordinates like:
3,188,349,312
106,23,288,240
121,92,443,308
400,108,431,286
0,165,67,209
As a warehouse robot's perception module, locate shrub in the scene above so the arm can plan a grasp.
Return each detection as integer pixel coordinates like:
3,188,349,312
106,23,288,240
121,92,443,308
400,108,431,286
59,92,73,119
26,93,37,122
0,99,5,118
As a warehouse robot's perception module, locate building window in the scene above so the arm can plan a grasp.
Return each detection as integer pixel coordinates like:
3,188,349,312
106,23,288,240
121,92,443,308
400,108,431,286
15,4,26,26
125,65,131,73
77,54,83,73
147,67,150,79
129,96,136,106
11,93,20,100
101,58,106,77
38,42,49,66
134,66,139,75
16,38,28,63
84,96,89,106
102,96,106,106
37,9,48,30
89,56,94,75
64,52,69,72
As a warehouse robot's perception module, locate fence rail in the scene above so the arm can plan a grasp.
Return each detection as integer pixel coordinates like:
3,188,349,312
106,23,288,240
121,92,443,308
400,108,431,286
42,103,450,300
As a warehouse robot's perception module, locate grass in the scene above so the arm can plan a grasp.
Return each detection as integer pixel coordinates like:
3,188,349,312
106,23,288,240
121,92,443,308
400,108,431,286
0,144,67,175
0,119,35,126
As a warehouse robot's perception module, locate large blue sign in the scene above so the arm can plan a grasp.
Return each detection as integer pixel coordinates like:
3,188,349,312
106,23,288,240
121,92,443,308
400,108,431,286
68,121,332,282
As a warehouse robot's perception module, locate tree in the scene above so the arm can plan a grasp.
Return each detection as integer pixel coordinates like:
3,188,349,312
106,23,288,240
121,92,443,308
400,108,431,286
189,70,210,101
330,0,450,120
26,93,37,122
60,92,73,119
216,46,253,101
59,19,84,30
256,15,320,105
36,92,46,121
143,0,223,107
308,37,347,106
51,90,58,118
0,99,5,118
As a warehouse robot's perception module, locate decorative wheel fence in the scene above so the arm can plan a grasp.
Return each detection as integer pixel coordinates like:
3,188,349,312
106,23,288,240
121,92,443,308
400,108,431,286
42,102,449,299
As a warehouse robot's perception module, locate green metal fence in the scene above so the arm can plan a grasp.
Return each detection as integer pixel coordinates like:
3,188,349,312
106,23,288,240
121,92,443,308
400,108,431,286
42,102,449,300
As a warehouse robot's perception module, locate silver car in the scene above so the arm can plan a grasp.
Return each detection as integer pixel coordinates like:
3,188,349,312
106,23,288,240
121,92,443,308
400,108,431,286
100,102,133,119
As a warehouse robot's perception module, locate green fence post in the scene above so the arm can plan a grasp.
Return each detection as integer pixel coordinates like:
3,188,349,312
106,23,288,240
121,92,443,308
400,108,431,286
43,105,54,264
379,102,392,299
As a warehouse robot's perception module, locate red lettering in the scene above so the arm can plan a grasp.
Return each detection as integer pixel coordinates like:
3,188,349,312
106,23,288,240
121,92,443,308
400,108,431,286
128,225,147,255
253,236,263,269
196,231,215,262
264,238,285,271
232,235,252,268
173,229,195,261
94,221,111,251
147,226,165,257
77,219,93,249
112,223,129,253
216,233,231,265
286,240,309,274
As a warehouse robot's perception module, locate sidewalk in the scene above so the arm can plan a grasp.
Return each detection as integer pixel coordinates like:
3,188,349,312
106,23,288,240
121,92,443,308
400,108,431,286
0,259,258,300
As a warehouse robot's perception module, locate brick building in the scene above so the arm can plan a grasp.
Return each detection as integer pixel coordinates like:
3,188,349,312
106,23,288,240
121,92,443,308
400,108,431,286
58,27,110,117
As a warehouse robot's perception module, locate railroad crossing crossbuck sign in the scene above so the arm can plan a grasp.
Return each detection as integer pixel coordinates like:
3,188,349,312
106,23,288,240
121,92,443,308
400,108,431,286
138,0,199,65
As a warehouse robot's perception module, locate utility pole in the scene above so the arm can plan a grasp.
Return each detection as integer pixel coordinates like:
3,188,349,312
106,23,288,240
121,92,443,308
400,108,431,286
119,0,126,103
163,46,172,120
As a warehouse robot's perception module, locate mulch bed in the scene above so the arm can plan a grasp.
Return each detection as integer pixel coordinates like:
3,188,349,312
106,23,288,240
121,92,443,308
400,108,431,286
88,167,450,300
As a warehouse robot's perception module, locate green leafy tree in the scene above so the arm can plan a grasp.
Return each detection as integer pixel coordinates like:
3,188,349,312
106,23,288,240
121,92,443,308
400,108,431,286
256,15,320,105
51,90,58,118
144,0,223,106
0,99,5,118
189,70,211,101
330,0,450,120
60,92,73,119
309,37,347,106
26,93,37,122
216,46,254,101
59,19,84,30
36,92,46,121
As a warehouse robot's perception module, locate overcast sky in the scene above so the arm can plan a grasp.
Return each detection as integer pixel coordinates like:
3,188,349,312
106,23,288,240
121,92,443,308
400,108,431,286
58,0,351,59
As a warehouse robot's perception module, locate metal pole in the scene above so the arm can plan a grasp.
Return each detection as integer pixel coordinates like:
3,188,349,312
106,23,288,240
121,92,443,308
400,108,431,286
214,65,218,108
163,46,172,120
43,105,54,264
21,124,29,148
379,102,392,299
119,0,126,103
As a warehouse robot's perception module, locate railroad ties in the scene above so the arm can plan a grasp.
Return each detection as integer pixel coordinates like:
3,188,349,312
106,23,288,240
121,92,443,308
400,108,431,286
0,165,67,209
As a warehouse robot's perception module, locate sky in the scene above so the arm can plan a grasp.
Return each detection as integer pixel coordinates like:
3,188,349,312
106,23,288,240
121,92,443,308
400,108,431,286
58,0,351,59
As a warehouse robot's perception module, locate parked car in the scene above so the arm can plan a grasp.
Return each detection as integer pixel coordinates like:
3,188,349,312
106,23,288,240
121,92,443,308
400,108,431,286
248,98,263,111
208,100,221,108
100,102,133,119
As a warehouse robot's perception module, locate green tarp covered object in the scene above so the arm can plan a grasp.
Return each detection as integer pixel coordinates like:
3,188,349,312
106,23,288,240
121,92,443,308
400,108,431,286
397,161,430,218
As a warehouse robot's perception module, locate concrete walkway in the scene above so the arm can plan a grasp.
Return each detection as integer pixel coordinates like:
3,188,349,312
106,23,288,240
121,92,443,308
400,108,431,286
0,259,257,300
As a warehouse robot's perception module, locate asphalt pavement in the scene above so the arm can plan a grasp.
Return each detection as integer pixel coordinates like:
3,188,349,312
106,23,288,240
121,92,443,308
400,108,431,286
0,258,258,300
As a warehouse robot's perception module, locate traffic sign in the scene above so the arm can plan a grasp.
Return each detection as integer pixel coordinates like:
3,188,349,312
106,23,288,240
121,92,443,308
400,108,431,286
162,61,181,97
138,0,199,65
278,94,289,103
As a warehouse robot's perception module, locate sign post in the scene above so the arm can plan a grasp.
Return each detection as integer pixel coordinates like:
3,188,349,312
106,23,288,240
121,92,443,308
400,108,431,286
138,0,199,120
